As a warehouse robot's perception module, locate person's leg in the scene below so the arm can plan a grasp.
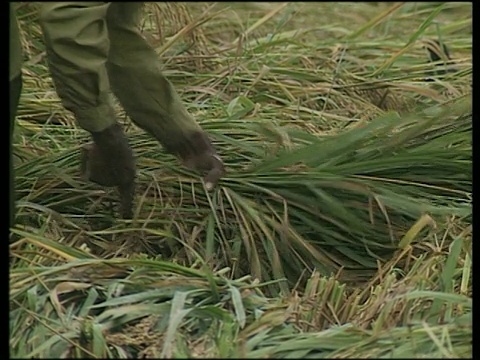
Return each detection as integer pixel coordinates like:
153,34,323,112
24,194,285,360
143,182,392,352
39,2,116,133
39,3,137,218
105,3,225,188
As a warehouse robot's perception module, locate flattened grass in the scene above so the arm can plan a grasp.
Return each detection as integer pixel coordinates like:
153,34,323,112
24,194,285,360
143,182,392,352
10,2,471,358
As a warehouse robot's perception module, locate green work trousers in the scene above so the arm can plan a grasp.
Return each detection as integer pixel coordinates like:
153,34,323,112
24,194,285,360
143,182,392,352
10,2,208,226
39,2,202,151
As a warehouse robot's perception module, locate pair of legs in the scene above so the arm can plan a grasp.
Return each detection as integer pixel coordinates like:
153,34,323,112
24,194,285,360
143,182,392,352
9,3,224,225
39,2,220,162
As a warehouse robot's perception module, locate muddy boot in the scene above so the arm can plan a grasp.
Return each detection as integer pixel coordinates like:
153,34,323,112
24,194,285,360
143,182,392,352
81,123,136,219
174,131,226,190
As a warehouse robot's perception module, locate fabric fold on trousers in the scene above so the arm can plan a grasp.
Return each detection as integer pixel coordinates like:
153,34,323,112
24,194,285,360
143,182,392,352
40,1,204,158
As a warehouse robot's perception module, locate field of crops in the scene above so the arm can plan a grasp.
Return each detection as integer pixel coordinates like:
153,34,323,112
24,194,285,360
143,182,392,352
10,2,471,358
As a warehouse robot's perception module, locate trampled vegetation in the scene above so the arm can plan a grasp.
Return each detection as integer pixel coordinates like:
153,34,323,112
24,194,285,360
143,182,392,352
10,2,471,358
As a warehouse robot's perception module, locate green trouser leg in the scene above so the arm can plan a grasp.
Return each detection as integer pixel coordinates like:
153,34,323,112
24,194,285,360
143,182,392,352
39,2,117,133
105,3,207,159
